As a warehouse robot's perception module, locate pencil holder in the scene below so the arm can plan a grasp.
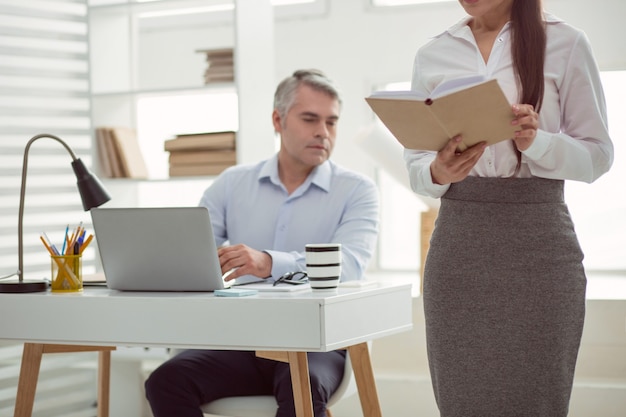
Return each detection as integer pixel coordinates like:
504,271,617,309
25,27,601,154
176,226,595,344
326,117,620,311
51,254,83,292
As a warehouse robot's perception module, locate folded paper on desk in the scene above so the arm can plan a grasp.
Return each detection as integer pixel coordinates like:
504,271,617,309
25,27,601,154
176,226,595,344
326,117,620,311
365,76,519,152
215,288,258,297
233,280,311,292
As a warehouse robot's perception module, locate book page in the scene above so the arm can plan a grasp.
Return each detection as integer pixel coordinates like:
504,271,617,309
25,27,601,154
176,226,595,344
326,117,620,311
430,74,486,98
368,89,427,100
367,75,487,101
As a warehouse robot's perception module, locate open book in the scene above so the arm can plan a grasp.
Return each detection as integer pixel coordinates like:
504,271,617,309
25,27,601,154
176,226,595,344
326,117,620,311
365,76,519,152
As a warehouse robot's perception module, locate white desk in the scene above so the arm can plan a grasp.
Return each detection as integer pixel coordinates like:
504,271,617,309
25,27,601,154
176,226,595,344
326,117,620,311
0,282,413,417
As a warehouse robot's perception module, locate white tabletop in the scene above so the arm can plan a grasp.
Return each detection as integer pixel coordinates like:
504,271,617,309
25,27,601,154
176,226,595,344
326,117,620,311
0,282,413,352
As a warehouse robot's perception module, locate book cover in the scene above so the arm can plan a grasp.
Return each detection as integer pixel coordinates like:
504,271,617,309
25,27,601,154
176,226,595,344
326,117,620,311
164,131,236,152
365,77,520,152
169,149,237,165
206,56,234,66
197,48,235,84
204,74,235,84
101,127,126,178
95,127,114,178
196,47,233,58
169,163,233,177
108,127,149,179
205,65,235,76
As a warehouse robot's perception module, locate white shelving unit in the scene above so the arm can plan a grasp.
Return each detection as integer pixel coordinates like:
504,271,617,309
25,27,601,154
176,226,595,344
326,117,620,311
87,0,276,207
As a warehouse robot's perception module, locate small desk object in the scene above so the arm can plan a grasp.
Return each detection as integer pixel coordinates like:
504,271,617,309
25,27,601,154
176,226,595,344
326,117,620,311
0,282,413,417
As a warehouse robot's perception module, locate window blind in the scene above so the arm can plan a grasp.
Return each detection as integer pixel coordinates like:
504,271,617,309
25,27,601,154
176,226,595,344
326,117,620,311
0,0,96,282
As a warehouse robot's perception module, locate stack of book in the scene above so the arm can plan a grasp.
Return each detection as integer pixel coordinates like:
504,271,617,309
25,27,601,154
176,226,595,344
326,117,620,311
95,126,148,179
164,131,237,177
197,48,234,84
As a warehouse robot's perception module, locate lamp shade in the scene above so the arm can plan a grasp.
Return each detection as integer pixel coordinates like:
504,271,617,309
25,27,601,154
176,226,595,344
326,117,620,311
72,158,112,210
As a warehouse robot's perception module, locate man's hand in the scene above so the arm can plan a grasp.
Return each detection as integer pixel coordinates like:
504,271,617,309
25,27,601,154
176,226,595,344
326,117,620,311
430,135,486,185
218,244,272,282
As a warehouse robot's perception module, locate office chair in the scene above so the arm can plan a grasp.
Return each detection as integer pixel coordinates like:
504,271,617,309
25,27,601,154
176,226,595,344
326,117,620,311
200,352,357,417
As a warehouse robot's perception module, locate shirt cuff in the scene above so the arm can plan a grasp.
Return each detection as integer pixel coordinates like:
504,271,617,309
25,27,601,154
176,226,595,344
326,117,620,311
416,163,449,198
521,129,551,160
264,249,299,280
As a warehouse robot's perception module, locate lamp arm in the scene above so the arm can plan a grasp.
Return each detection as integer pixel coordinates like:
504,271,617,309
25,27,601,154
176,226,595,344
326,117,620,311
17,134,80,282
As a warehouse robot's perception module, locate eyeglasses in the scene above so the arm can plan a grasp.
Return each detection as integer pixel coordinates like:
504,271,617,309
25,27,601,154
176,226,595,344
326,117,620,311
273,271,308,286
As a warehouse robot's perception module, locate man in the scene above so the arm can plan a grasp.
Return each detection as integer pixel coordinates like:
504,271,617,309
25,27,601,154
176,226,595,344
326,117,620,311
145,69,379,417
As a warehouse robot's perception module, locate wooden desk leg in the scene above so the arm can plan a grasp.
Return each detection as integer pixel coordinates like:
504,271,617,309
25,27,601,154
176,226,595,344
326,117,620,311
97,350,111,417
256,350,314,417
348,342,382,417
287,351,314,417
14,343,114,417
14,343,44,417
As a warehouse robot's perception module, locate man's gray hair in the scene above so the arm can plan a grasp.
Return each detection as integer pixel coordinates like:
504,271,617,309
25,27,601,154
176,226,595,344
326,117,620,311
273,69,342,120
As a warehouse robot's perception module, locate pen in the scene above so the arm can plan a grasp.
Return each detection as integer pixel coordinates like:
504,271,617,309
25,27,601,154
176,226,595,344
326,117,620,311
39,235,56,256
42,232,60,255
68,230,75,251
61,224,69,255
73,231,83,254
78,234,94,255
68,222,83,252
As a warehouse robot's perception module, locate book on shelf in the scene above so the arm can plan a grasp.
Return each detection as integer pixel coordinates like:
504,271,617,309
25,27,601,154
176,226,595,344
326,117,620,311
365,75,519,152
204,65,234,78
169,149,237,166
196,47,234,84
204,63,234,83
197,47,233,58
96,127,126,178
204,73,234,83
110,127,149,179
203,70,234,82
169,163,233,177
96,127,114,178
205,63,234,75
205,54,234,66
165,130,237,177
204,52,234,68
95,126,148,179
164,131,236,152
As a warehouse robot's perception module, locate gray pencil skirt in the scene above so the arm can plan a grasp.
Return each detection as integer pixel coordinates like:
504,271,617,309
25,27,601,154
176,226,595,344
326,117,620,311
423,176,586,417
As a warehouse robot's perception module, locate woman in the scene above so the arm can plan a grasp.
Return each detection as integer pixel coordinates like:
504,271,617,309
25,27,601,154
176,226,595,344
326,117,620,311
404,1,613,416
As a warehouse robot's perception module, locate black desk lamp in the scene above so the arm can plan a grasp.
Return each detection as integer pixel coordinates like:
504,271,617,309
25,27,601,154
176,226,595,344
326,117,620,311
0,133,111,293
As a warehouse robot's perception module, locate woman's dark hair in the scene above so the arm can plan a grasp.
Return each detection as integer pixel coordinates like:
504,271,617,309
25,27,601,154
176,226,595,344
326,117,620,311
510,0,546,113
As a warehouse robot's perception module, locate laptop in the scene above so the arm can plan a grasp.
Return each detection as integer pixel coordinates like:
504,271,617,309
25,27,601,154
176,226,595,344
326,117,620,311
91,207,225,292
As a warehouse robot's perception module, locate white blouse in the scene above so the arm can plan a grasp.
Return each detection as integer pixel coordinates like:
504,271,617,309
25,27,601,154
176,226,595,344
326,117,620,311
403,13,614,199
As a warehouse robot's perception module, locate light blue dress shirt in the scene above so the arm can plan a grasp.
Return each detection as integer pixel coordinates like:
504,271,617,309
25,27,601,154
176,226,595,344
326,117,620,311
198,154,379,282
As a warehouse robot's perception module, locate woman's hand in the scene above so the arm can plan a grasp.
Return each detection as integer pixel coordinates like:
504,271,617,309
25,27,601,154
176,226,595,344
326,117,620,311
430,135,486,185
512,104,539,151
